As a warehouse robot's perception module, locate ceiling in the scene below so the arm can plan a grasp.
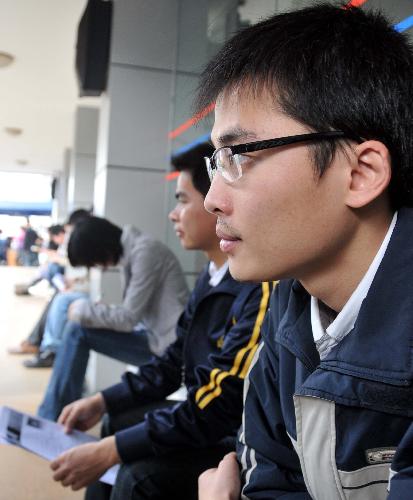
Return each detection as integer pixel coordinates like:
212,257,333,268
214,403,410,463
0,0,100,176
1,0,412,178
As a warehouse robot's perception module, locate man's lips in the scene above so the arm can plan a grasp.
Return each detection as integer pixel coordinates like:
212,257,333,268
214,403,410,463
216,226,241,253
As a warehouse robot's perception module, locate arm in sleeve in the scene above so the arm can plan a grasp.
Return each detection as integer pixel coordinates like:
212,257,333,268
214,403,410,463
114,282,274,463
388,422,413,499
101,288,198,415
239,288,311,499
72,241,164,331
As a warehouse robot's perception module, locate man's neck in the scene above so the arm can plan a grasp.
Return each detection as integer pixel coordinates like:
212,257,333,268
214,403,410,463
206,246,227,269
300,211,394,313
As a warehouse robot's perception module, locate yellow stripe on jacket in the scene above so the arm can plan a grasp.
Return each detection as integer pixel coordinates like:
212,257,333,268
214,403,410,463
195,282,272,410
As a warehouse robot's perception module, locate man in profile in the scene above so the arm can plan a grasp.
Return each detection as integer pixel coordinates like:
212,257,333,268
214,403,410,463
49,145,270,499
198,4,413,499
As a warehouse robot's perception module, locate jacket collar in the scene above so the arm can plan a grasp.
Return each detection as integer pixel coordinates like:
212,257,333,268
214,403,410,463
198,264,245,298
278,207,413,385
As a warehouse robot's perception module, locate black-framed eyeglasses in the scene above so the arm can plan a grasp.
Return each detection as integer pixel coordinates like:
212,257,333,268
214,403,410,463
204,130,362,183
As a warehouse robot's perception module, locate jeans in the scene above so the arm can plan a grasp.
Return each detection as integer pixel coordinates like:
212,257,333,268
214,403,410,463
21,249,38,266
25,262,65,290
44,262,65,286
38,322,153,420
85,405,236,500
27,291,57,346
40,291,87,353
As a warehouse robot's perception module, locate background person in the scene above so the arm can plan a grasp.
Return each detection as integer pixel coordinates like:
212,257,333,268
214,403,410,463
49,144,271,500
8,209,92,357
20,219,41,266
38,215,189,418
14,224,66,296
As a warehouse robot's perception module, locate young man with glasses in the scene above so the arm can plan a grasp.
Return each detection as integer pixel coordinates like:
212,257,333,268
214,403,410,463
198,4,413,499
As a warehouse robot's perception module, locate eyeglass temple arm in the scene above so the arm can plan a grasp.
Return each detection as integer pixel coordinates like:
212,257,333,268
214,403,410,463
231,131,363,155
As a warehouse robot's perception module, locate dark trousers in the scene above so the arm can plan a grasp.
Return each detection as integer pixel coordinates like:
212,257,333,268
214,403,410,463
85,402,235,500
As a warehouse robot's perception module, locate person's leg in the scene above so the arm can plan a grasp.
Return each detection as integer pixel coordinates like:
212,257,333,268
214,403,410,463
8,291,57,354
26,291,56,345
27,250,38,266
40,291,88,353
23,291,89,368
85,401,177,500
14,263,48,295
110,439,236,500
45,262,65,283
45,262,65,290
37,323,153,420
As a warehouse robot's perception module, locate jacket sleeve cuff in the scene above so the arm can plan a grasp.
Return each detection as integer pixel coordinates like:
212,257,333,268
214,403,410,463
115,422,154,463
102,382,136,415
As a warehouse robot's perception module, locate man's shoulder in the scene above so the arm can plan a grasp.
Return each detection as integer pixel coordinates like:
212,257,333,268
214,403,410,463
124,226,172,255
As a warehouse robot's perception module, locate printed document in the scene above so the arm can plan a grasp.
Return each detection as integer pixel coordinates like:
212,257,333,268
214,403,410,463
0,406,118,485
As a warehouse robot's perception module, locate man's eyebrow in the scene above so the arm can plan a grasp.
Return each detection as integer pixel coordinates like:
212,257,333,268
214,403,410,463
215,128,258,147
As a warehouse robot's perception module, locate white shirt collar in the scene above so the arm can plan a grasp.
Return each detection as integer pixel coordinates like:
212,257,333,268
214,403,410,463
311,212,398,356
208,260,229,287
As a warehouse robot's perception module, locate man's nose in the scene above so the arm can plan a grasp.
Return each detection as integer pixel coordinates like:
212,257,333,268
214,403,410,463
168,207,178,222
204,175,231,216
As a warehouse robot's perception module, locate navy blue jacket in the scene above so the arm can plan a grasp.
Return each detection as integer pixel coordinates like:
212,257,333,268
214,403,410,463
102,265,271,463
240,208,413,499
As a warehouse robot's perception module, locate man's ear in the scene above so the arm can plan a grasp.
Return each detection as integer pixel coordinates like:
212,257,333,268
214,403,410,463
345,140,391,209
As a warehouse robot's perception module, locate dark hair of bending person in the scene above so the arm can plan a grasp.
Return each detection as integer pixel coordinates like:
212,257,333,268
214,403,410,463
66,208,92,227
68,216,123,268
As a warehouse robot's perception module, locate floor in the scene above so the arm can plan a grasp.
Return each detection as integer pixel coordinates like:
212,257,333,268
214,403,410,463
0,266,84,499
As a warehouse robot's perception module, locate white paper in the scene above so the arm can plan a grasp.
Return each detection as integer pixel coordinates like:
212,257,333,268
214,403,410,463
0,406,118,485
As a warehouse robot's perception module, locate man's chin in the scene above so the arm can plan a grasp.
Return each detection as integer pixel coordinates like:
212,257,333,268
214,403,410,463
228,259,261,282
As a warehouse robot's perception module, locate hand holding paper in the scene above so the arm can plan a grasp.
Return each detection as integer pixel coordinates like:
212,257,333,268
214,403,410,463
0,406,119,486
51,435,120,490
58,392,106,433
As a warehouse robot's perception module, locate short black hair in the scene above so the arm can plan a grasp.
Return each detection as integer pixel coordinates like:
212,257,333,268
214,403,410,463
196,4,413,209
48,224,65,236
66,208,92,226
68,216,123,268
171,142,214,197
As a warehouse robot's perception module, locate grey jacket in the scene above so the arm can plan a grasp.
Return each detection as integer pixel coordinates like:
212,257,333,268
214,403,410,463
70,226,189,356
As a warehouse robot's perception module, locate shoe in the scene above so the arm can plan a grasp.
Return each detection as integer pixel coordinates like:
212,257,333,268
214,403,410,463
8,341,39,355
23,350,55,368
14,283,30,296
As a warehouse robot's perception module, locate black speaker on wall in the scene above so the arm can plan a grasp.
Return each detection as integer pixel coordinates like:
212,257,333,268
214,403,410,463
76,0,113,97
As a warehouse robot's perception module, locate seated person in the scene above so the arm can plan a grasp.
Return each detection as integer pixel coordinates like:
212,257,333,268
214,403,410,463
38,215,189,419
49,144,272,500
9,209,92,357
196,4,413,499
14,224,66,296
